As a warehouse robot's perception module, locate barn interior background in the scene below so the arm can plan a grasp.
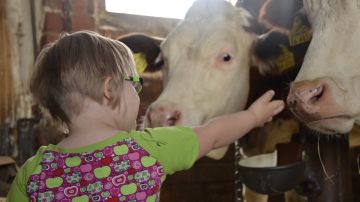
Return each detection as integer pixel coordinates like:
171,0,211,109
0,0,359,201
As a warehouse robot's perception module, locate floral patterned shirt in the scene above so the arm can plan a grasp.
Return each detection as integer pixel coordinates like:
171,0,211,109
7,126,199,202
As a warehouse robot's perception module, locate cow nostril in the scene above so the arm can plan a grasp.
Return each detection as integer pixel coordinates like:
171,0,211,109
166,116,178,126
286,93,297,107
146,106,182,127
314,89,323,100
288,100,297,107
310,86,324,103
166,110,181,126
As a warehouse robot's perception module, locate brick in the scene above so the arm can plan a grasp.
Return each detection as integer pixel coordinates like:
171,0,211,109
69,0,94,15
44,12,64,32
87,0,95,14
71,15,95,31
69,0,87,14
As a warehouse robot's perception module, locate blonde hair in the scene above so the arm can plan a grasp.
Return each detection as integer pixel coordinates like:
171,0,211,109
30,31,136,124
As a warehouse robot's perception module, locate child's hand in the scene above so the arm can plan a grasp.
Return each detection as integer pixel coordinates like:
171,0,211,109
248,90,285,127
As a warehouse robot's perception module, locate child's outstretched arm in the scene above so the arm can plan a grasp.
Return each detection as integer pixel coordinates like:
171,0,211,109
193,90,284,159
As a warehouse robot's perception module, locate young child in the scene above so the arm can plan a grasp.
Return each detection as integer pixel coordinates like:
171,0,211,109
7,31,284,202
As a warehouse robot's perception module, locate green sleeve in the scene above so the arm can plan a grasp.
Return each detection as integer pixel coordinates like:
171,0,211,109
7,146,46,202
132,126,200,175
7,165,29,202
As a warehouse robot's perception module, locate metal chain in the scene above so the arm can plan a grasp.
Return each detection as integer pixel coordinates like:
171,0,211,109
234,140,244,202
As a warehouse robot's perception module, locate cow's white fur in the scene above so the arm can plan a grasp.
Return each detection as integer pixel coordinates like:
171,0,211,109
291,0,360,134
146,0,256,159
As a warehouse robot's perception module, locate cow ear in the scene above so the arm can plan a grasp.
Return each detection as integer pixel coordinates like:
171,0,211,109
117,33,164,72
250,31,288,75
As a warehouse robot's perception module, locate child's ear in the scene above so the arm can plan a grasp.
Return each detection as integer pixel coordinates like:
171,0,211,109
103,76,114,101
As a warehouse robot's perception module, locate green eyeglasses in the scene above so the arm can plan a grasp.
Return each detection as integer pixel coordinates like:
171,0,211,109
124,76,144,94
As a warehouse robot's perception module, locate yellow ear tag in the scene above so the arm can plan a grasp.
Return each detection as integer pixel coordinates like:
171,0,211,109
133,53,147,74
276,45,295,73
289,16,312,46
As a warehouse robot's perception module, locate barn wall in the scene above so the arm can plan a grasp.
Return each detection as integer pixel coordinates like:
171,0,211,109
0,0,13,124
0,0,43,159
2,0,38,125
40,0,96,45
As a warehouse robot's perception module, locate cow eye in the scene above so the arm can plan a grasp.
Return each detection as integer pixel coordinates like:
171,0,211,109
223,53,232,62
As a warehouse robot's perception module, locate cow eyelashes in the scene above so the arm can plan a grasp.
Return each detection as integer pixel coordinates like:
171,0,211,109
222,53,232,62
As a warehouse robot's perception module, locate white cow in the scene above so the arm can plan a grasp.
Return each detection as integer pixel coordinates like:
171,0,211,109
287,0,360,134
144,0,260,159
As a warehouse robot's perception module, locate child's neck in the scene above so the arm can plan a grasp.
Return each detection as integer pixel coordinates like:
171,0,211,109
58,126,121,149
57,99,131,149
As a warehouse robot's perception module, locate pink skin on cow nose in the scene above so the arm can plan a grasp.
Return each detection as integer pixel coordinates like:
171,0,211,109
146,106,182,127
287,81,326,120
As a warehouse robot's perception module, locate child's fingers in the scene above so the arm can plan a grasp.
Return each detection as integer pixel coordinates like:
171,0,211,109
273,105,284,115
269,100,284,109
258,90,275,103
270,100,285,115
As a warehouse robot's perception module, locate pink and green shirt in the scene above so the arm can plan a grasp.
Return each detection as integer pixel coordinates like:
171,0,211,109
7,126,199,202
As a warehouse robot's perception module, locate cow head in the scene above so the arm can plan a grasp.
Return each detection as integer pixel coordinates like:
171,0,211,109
287,0,360,134
119,0,295,159
146,0,255,128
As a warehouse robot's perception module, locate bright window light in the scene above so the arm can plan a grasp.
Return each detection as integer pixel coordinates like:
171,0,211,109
105,0,237,19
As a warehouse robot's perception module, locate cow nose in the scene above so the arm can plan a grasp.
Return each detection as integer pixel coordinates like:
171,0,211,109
287,81,325,114
146,105,182,127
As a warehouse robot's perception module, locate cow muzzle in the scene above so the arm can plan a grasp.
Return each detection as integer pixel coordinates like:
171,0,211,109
287,80,326,122
287,79,354,134
145,103,182,127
